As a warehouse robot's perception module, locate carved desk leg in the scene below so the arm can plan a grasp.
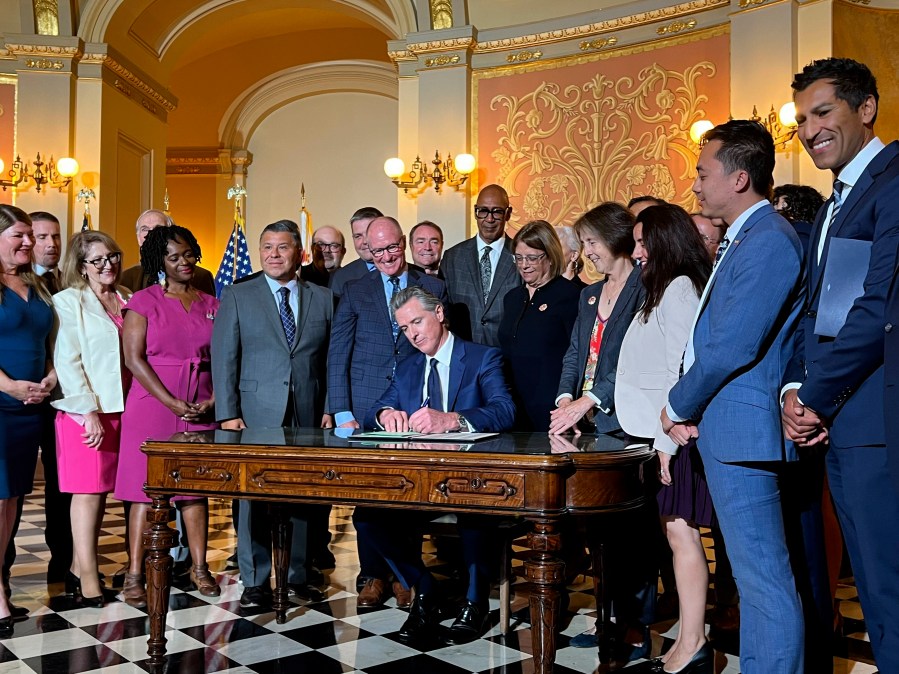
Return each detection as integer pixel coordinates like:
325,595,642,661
525,518,565,674
144,494,178,667
270,503,293,624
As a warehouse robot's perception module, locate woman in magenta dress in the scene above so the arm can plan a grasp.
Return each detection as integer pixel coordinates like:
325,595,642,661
116,225,220,606
52,231,131,606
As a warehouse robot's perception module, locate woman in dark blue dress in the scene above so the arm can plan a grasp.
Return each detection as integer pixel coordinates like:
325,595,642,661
0,205,55,631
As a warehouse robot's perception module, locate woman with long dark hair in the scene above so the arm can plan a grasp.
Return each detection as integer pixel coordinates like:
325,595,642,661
615,203,714,673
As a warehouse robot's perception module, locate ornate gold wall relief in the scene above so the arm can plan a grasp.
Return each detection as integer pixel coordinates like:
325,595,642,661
429,0,453,30
34,0,59,36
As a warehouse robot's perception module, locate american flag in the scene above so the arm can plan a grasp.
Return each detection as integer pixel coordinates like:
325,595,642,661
81,211,90,231
214,203,253,297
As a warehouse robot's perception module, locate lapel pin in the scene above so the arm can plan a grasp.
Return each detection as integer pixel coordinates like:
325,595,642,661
539,303,548,312
588,296,597,305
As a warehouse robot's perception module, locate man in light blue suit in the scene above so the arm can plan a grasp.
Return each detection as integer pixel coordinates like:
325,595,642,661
662,120,805,674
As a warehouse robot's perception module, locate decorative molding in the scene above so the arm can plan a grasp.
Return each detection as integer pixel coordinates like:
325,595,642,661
580,37,619,51
5,43,80,57
507,50,543,64
429,0,453,29
843,0,872,4
81,53,176,112
388,49,415,62
475,0,728,53
24,58,64,69
406,36,476,54
166,148,224,176
424,54,460,67
657,19,697,35
738,0,769,6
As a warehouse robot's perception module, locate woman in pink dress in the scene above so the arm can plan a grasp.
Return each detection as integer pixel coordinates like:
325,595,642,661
52,231,131,606
116,225,220,607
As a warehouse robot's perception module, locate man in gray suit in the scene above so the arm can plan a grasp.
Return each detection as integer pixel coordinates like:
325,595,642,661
330,206,382,298
212,220,333,609
440,184,521,346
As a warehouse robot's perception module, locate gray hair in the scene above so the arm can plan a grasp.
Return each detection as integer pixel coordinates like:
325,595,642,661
260,219,302,248
135,209,174,232
390,286,445,321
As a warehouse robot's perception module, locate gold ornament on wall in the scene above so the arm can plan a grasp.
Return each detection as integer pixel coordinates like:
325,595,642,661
429,0,453,30
34,0,59,36
488,62,717,225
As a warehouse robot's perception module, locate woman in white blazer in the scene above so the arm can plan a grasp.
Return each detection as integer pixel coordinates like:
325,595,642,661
52,231,130,606
615,204,714,673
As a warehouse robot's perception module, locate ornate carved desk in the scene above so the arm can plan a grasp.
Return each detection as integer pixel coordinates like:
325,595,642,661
141,428,653,674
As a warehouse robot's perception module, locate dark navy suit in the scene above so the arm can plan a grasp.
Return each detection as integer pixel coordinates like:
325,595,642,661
357,336,515,602
786,141,899,672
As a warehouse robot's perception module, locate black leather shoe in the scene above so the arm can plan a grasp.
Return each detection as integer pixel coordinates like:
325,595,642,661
239,585,272,608
10,605,28,619
288,583,325,603
447,601,490,643
658,642,714,674
0,617,13,636
397,591,440,644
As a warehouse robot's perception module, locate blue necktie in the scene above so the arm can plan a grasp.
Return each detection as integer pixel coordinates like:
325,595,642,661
389,276,400,338
426,357,444,412
278,287,296,346
714,236,730,267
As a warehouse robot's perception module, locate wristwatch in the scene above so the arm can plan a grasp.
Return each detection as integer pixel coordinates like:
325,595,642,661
456,414,472,432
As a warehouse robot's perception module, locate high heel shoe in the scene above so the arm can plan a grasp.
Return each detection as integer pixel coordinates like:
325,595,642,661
660,642,714,674
189,564,221,597
79,594,105,608
64,571,81,597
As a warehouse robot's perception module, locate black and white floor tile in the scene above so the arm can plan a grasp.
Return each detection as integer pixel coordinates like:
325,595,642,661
0,485,878,673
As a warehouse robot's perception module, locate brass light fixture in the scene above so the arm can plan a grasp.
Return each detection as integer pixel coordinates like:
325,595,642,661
689,102,798,149
384,151,476,193
0,153,79,192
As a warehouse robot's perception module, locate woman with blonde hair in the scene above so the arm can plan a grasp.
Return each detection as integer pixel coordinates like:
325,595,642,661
0,205,55,630
52,230,131,606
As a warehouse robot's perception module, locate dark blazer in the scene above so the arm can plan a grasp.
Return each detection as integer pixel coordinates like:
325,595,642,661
120,264,216,296
785,141,899,448
300,263,330,288
212,273,333,427
556,266,645,433
363,337,515,432
329,258,370,298
498,276,580,431
327,267,447,421
885,271,899,491
441,235,521,346
671,202,803,463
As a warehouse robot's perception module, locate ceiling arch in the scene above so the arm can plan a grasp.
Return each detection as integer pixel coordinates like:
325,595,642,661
219,59,398,149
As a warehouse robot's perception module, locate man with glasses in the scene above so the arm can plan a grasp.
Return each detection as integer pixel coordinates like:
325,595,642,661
691,212,728,262
120,209,216,295
300,226,346,287
441,184,521,346
327,216,446,608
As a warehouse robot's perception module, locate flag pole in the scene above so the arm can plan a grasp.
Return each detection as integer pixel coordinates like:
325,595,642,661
77,188,95,232
227,185,247,284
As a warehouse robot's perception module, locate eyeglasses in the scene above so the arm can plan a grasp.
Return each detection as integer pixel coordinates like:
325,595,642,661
512,252,546,265
474,206,510,220
84,252,122,270
370,243,403,258
313,242,343,251
700,235,722,245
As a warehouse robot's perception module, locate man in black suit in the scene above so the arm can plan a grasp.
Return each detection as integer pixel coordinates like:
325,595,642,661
782,57,899,674
440,184,521,346
120,209,216,295
329,207,382,298
300,225,346,287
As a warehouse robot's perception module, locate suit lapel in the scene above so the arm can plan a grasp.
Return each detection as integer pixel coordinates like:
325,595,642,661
293,279,312,353
464,238,483,298
255,275,292,351
406,352,427,408
485,237,515,310
446,339,466,411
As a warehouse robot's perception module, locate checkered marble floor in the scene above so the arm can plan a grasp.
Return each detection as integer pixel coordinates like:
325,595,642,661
0,484,878,673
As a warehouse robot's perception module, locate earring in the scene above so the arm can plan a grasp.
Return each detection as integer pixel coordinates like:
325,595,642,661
81,272,88,280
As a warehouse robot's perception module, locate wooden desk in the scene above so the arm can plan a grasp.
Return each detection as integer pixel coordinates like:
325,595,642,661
142,429,653,674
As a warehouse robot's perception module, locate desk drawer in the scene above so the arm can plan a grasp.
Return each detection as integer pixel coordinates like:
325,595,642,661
428,470,525,508
245,463,422,502
159,459,240,493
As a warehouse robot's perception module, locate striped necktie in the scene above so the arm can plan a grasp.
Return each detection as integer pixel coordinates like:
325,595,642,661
277,287,296,346
389,276,400,338
817,179,844,263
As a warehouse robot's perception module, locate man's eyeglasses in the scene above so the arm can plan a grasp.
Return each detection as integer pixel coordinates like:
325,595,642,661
370,243,403,258
512,252,546,265
313,242,343,251
474,206,510,220
699,235,721,246
84,252,122,270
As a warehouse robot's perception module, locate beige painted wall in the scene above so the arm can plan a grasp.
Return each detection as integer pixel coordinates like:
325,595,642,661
244,91,398,264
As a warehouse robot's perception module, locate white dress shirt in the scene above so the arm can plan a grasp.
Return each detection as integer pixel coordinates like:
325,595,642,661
264,274,298,325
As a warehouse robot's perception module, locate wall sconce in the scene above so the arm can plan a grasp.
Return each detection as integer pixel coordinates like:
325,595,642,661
689,102,798,149
0,153,79,192
384,151,476,193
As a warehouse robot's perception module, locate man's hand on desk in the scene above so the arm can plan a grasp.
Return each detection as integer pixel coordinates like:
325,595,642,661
338,419,360,430
320,414,334,429
781,389,828,446
378,409,410,432
221,418,246,431
408,407,461,434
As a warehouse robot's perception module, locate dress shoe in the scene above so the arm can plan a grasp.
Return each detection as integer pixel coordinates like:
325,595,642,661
122,573,147,609
9,605,28,620
446,601,490,644
190,564,221,597
392,581,412,609
239,585,273,608
64,571,81,597
357,578,388,607
658,641,713,674
288,583,324,603
397,591,440,644
79,594,105,608
0,617,13,637
569,629,598,648
307,567,325,586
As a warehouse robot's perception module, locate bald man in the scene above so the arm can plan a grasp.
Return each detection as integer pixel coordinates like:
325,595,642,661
301,226,346,287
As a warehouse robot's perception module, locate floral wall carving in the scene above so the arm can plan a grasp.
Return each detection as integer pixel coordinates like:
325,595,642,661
474,29,730,230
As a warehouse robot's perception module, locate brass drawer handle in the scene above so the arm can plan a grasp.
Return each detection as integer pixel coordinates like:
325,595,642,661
470,477,482,489
435,481,448,495
505,485,517,496
324,470,337,480
169,470,180,482
222,472,233,482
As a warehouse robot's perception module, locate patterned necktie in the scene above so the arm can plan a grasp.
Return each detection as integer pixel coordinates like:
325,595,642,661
714,236,730,267
389,276,400,338
479,246,492,304
426,357,444,412
277,287,296,346
817,179,844,263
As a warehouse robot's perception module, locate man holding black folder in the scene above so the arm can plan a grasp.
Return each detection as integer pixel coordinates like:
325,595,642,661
782,58,899,674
